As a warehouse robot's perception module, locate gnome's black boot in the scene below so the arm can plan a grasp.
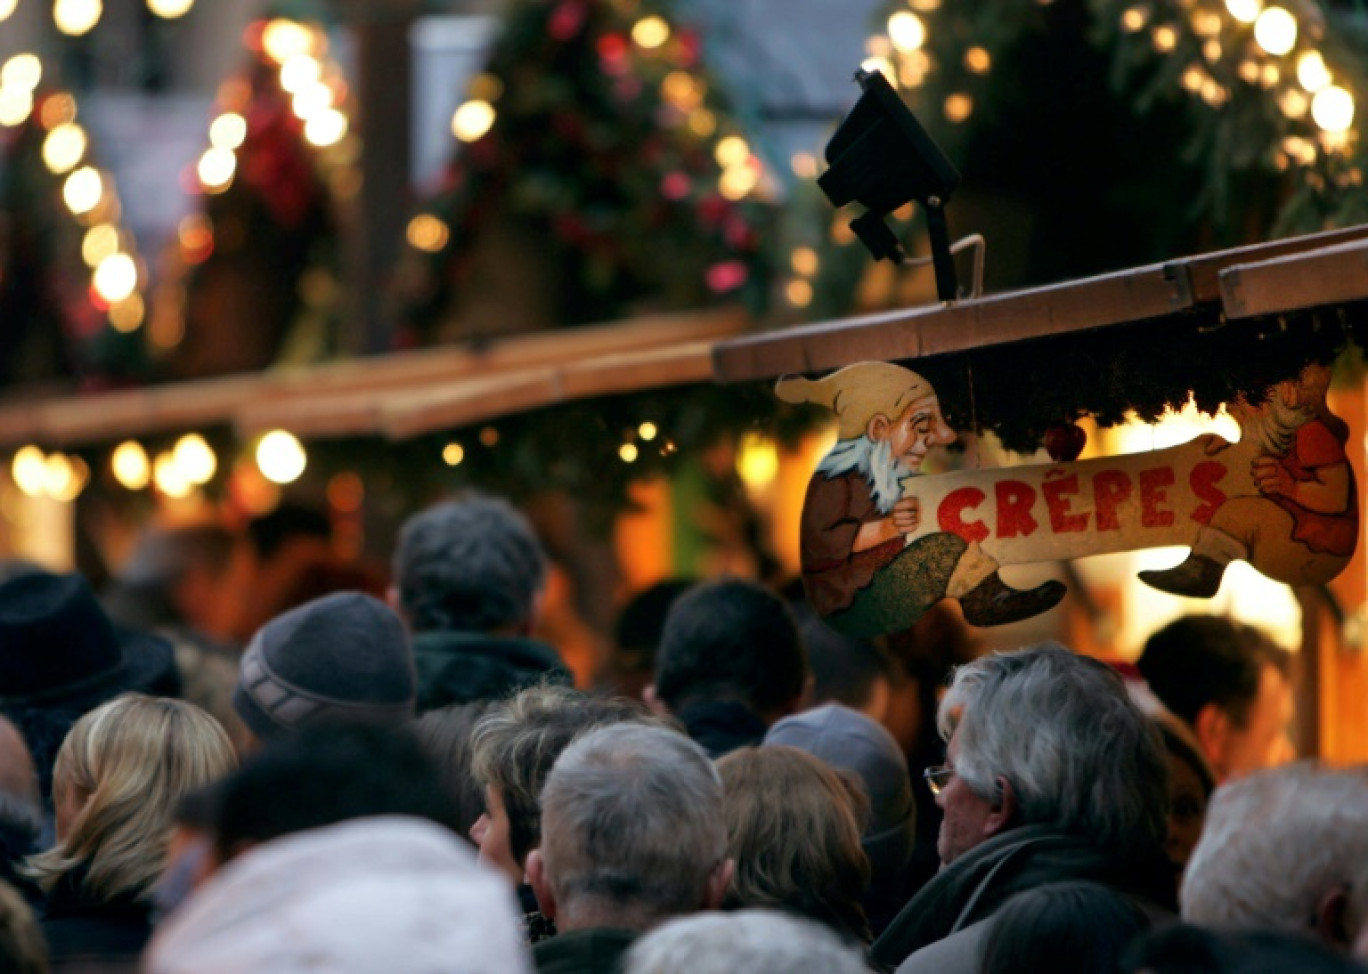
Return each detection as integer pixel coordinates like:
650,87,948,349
958,572,1067,627
1138,555,1226,598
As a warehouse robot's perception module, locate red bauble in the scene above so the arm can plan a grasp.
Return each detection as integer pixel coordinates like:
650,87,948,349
1044,423,1087,462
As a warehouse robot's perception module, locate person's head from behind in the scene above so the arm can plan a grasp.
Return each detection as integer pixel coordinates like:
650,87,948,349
932,644,1168,868
106,523,235,633
390,493,547,635
1181,761,1368,951
1138,616,1294,781
649,578,807,724
468,684,652,884
413,701,498,840
981,881,1150,974
26,694,236,902
792,604,892,717
232,591,416,749
209,723,459,868
621,909,870,974
602,579,695,700
717,745,872,943
763,702,915,931
527,723,731,933
1126,924,1366,974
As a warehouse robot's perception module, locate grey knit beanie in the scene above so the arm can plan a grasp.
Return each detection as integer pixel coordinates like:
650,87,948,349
234,592,416,740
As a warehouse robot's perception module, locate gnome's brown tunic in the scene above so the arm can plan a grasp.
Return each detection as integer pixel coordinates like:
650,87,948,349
799,469,905,617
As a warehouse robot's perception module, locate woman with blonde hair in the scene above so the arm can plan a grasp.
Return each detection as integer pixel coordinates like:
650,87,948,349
717,745,873,945
25,694,236,972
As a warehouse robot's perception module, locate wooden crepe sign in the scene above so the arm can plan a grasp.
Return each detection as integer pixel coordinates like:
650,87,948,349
776,361,1358,635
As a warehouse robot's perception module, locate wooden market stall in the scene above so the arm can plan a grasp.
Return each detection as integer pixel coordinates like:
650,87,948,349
713,223,1368,764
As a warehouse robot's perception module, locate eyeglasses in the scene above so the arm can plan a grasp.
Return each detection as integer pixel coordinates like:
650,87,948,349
923,764,955,796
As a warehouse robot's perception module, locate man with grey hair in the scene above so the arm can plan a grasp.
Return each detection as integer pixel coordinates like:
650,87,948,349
1182,761,1368,952
872,643,1171,973
525,723,733,973
390,492,571,711
622,909,869,974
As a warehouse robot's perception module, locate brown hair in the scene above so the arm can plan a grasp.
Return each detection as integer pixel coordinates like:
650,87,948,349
718,746,872,944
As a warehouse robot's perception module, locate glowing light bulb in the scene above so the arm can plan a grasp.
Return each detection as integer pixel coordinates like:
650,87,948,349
262,20,313,64
944,93,974,123
719,163,759,200
54,0,102,36
631,15,670,49
48,454,88,502
197,147,236,190
153,452,192,498
147,0,193,18
63,167,103,215
790,246,819,277
1225,0,1261,22
451,100,495,142
42,123,87,174
786,279,814,307
111,441,150,489
43,454,74,500
1311,85,1354,132
638,422,658,441
81,225,119,268
108,294,145,333
11,446,47,497
964,47,991,74
93,253,137,302
736,433,779,489
304,109,347,147
0,53,41,91
256,431,306,484
406,215,450,253
0,88,33,127
1121,6,1147,30
173,433,216,484
1253,7,1297,56
442,443,464,466
208,113,247,150
1296,50,1331,92
619,443,639,463
887,12,927,52
279,55,321,95
714,135,749,168
292,82,333,120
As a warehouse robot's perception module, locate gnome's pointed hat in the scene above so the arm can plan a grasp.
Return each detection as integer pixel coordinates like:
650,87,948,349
776,362,939,439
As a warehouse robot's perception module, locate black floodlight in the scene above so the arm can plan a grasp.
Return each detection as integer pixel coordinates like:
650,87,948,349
818,68,962,301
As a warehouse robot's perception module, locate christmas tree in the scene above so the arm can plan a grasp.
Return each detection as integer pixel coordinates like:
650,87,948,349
395,0,780,346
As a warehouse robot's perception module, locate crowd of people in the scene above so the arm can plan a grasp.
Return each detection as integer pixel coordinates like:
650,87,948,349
0,489,1363,973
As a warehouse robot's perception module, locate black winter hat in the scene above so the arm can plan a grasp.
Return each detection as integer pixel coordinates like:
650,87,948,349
0,571,177,707
233,591,416,740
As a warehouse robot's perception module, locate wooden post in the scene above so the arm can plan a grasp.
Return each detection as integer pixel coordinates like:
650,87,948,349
327,0,422,355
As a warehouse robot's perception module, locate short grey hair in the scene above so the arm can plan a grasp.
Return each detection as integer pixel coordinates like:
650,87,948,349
1182,761,1368,938
392,494,548,633
621,909,869,974
940,643,1168,854
539,723,725,926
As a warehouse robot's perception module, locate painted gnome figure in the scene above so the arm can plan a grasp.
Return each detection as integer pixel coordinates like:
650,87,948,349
1139,362,1357,598
778,362,1066,635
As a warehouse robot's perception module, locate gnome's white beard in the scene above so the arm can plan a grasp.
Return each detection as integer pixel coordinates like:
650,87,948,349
818,436,908,515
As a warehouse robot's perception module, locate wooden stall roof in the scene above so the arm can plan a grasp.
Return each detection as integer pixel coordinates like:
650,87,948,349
0,307,749,449
713,224,1368,383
